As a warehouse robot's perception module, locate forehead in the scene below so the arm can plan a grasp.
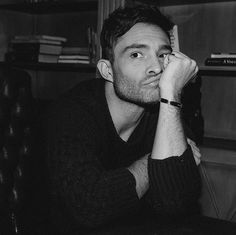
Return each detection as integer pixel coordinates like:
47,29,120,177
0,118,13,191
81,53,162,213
114,22,170,53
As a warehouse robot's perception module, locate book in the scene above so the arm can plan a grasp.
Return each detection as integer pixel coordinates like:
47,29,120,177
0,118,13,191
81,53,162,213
9,42,62,55
11,38,62,46
61,47,89,55
14,35,67,43
58,59,90,64
169,25,179,51
210,53,236,58
205,58,236,66
87,26,97,64
5,52,59,63
58,54,90,60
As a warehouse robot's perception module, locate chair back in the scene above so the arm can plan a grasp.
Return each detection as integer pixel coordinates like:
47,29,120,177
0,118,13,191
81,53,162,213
0,67,34,234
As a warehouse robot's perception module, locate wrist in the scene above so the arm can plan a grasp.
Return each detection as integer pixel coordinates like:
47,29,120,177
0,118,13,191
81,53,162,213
160,88,181,102
160,98,182,109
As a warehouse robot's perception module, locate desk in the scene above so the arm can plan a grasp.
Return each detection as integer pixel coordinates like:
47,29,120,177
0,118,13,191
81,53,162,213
86,215,236,235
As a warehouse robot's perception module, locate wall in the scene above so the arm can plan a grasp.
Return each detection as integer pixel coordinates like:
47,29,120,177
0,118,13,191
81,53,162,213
161,1,236,140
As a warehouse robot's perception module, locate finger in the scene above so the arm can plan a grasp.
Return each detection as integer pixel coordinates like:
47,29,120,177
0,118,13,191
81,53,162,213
187,138,196,146
187,138,192,144
194,156,201,166
166,53,178,63
193,149,201,159
190,143,201,155
191,148,201,165
192,149,202,164
187,139,201,159
190,144,200,155
190,73,198,83
188,139,199,149
171,51,188,59
163,54,169,69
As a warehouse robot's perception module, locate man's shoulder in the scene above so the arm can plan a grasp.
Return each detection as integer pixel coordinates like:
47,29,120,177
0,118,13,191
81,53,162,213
44,78,105,121
64,78,104,101
56,78,105,109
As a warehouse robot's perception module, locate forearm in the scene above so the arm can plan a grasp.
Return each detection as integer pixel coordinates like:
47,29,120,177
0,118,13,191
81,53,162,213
53,164,139,227
151,100,187,160
127,103,189,199
148,147,201,216
151,51,198,160
148,81,201,215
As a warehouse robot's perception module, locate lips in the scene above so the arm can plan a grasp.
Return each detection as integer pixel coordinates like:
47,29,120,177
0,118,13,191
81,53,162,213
142,77,160,86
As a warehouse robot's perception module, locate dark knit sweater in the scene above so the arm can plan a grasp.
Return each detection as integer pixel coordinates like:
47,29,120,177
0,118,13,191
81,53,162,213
43,79,201,234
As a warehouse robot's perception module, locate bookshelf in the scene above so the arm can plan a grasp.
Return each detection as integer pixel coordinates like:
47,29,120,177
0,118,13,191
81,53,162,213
0,0,127,100
198,65,236,149
203,137,236,151
0,1,99,71
132,0,235,7
0,61,96,72
0,1,98,14
0,0,100,100
199,66,236,76
159,1,236,151
201,66,236,150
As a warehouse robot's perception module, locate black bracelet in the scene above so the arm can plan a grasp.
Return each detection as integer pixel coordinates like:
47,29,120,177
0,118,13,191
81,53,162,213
160,98,182,108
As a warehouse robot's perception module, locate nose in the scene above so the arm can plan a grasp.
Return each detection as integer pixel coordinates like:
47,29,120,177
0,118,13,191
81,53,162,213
146,57,162,76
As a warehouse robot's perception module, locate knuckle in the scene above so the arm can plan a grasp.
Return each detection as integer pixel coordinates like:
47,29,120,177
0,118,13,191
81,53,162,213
191,59,197,66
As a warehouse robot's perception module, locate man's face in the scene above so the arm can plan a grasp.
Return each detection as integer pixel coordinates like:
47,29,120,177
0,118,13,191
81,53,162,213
112,22,172,105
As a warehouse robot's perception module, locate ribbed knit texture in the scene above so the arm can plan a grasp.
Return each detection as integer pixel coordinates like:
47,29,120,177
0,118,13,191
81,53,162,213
42,79,201,234
148,146,201,217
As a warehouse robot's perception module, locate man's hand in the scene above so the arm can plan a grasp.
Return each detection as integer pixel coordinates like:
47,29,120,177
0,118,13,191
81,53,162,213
160,51,198,100
187,138,201,165
127,154,149,199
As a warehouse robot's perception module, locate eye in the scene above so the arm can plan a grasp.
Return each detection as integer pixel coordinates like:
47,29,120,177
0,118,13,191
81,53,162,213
130,52,143,59
159,53,170,59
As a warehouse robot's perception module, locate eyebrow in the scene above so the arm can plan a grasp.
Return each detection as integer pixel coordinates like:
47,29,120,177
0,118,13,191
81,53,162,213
121,43,172,54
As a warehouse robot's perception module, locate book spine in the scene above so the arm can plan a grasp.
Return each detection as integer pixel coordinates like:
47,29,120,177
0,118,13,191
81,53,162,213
58,59,90,64
211,53,236,58
11,39,62,45
9,43,40,51
61,47,89,55
87,27,97,64
14,35,67,42
205,58,236,66
59,55,89,60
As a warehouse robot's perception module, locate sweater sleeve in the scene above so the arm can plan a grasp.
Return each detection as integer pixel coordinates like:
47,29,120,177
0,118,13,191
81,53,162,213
147,145,201,217
45,103,139,228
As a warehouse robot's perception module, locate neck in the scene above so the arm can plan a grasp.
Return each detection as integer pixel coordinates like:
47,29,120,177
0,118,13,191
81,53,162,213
105,81,144,141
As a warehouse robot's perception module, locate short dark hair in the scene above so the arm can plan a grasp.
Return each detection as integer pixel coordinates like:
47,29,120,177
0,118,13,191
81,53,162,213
100,5,174,62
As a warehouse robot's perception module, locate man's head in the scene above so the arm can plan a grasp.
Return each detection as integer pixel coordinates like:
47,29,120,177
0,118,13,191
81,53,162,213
100,5,174,63
98,5,174,106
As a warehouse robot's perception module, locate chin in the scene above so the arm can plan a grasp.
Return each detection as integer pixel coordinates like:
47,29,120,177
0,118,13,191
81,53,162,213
132,96,160,107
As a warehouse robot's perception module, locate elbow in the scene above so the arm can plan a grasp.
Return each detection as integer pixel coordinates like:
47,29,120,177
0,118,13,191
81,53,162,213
74,203,114,229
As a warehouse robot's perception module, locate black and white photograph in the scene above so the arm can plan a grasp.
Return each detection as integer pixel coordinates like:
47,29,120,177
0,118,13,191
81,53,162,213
0,0,236,234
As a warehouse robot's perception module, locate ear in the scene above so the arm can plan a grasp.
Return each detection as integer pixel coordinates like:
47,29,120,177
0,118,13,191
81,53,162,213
97,59,113,83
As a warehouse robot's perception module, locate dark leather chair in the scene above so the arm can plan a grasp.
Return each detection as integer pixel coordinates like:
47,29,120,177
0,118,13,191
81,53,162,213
0,67,36,234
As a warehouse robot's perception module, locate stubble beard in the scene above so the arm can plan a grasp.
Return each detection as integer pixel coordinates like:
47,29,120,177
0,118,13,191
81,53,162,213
113,74,160,106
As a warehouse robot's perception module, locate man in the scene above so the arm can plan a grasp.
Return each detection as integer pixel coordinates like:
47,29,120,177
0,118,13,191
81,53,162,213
43,5,201,234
